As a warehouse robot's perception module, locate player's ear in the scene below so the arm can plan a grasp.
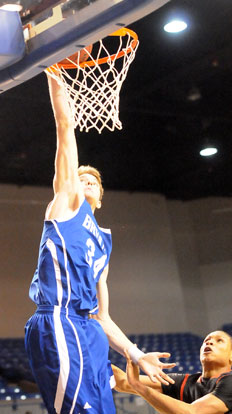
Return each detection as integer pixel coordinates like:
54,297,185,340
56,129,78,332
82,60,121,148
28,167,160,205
229,350,232,366
96,200,102,209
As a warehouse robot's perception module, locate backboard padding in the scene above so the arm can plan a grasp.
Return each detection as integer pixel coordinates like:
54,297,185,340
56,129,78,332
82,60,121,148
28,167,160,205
0,0,170,93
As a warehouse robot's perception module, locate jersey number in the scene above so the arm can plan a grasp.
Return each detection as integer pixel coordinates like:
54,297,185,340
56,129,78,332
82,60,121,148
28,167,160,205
86,238,107,279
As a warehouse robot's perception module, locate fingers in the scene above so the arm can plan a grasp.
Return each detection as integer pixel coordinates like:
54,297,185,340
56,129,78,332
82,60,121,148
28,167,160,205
159,371,175,385
125,349,138,370
155,352,171,358
124,349,131,361
125,349,136,370
148,352,176,370
125,349,176,386
149,370,175,386
161,362,176,369
149,373,169,386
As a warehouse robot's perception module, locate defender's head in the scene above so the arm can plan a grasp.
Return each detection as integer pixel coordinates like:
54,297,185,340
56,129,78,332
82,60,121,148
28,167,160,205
200,330,232,369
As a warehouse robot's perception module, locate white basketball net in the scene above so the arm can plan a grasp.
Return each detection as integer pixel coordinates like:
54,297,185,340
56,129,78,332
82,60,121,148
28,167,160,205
46,28,139,134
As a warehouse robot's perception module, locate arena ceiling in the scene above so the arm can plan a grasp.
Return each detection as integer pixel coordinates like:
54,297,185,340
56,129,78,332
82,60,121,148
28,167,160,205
0,0,232,200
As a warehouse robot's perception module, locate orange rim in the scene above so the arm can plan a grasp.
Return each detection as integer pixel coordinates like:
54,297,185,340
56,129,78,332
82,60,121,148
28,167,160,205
53,28,138,70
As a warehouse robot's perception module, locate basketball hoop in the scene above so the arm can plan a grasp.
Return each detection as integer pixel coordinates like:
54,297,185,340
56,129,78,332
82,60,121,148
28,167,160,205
46,28,139,134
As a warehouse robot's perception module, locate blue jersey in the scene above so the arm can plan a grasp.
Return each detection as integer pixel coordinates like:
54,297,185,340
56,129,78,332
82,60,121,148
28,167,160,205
29,199,112,313
25,199,115,414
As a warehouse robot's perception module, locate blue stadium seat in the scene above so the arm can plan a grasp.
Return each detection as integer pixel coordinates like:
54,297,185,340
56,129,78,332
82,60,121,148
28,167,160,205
109,332,203,373
222,324,232,336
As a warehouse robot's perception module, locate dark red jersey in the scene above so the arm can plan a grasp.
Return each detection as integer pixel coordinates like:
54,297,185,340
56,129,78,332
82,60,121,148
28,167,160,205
162,371,232,413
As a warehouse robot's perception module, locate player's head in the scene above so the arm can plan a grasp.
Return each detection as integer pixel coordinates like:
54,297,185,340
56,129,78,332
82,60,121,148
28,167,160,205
200,330,232,369
78,165,104,209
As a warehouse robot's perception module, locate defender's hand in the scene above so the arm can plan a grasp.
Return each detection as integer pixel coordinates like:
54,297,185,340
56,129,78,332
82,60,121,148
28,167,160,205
125,351,140,388
112,364,127,392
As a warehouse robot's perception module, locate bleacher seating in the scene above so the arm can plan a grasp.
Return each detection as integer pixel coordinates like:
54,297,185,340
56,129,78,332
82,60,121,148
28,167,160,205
109,332,202,373
1,327,231,407
0,338,34,384
222,323,232,336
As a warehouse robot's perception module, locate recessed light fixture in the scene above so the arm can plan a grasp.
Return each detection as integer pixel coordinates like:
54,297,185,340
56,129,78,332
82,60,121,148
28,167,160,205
187,87,202,102
164,20,187,33
0,3,22,12
200,147,218,157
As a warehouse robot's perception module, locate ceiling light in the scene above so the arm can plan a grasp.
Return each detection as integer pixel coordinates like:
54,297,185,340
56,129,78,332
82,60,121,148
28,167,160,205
164,20,187,33
0,3,22,11
200,147,218,157
187,87,202,102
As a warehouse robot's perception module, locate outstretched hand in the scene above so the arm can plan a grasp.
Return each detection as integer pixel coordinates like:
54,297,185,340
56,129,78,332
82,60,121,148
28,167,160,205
111,364,127,392
125,349,175,386
125,350,140,388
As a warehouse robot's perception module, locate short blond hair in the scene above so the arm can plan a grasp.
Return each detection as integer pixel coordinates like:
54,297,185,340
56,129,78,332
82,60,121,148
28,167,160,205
78,165,104,201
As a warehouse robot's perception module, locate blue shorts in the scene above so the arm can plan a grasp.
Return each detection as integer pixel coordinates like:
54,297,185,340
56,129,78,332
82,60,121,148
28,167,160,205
25,306,116,414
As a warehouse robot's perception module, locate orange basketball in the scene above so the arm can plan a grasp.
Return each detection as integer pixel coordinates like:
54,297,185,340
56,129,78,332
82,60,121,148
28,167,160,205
58,44,93,67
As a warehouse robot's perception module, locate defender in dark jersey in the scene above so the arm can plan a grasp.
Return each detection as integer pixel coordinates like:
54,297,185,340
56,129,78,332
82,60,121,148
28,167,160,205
25,73,176,414
113,330,232,414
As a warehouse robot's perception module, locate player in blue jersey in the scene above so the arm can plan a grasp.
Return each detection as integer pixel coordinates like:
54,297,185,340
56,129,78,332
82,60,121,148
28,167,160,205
25,73,176,414
113,330,232,414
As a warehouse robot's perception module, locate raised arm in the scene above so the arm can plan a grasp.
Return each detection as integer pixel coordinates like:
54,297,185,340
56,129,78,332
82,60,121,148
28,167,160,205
46,74,84,219
125,354,228,414
93,267,176,385
112,364,162,394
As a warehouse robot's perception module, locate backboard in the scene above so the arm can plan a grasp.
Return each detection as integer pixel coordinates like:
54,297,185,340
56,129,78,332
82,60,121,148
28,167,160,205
0,0,170,93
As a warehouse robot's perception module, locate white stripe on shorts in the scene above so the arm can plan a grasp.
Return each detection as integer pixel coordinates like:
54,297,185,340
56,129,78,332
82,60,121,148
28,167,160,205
46,237,71,413
53,306,70,413
50,222,84,414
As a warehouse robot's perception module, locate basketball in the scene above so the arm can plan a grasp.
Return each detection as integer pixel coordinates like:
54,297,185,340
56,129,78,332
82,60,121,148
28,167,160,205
58,44,93,66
